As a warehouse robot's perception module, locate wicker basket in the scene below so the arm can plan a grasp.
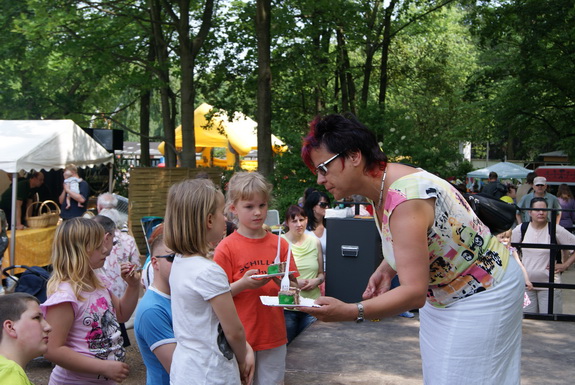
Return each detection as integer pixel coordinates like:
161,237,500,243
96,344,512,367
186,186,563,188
25,200,61,229
40,200,60,226
26,201,50,229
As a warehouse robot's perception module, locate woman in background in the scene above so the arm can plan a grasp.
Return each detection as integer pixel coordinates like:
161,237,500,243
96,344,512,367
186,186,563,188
500,184,517,204
557,184,575,231
511,197,575,314
303,191,330,260
304,191,330,295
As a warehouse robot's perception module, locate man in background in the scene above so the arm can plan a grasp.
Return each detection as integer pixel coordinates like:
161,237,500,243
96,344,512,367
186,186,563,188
98,192,128,229
516,176,562,224
0,172,44,229
516,171,537,204
481,171,507,199
58,164,89,220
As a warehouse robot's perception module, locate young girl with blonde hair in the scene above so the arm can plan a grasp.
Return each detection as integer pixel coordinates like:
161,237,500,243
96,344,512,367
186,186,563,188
42,217,140,384
165,178,254,385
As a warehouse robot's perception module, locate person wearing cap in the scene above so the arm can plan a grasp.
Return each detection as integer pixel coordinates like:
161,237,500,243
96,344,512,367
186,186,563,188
516,176,562,224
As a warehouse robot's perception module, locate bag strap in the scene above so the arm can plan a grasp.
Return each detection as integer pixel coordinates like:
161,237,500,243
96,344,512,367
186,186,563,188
516,222,529,255
520,222,529,243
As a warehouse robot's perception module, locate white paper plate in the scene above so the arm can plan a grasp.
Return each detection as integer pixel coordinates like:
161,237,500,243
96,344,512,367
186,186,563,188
250,271,297,279
259,295,320,308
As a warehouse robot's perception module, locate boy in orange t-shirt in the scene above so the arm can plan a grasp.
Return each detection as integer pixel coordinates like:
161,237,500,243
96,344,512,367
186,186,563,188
214,172,298,385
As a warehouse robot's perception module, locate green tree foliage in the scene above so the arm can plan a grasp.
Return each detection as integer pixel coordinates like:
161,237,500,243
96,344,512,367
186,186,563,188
467,0,575,160
0,0,155,126
378,5,480,175
266,2,481,201
4,0,572,213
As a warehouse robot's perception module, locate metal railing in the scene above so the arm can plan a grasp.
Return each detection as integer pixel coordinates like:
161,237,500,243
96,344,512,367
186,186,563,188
511,206,575,322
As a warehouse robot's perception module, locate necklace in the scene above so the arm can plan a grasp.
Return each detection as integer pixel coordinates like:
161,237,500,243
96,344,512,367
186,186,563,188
376,168,387,210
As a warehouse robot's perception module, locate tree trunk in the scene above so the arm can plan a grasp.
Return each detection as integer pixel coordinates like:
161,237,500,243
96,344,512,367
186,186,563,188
139,40,155,168
378,1,397,110
333,67,340,113
178,0,196,168
360,1,382,109
311,14,331,115
139,89,151,167
150,0,176,167
507,130,516,160
179,44,196,168
176,0,214,168
256,0,273,177
336,27,355,114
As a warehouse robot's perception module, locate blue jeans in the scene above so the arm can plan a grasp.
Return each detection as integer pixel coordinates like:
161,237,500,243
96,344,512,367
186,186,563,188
284,310,316,345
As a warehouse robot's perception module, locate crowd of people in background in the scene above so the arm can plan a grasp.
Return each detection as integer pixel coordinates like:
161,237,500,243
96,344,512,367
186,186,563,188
2,132,575,384
479,169,575,327
471,170,575,316
0,166,361,384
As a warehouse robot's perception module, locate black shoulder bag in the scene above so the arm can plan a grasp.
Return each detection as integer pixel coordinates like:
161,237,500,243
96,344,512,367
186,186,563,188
464,193,517,235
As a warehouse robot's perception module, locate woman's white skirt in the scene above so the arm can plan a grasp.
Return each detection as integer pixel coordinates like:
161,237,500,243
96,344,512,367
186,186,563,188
419,257,524,385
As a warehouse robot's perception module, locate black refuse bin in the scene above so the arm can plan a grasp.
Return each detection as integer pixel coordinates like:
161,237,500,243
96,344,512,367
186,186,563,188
325,217,383,303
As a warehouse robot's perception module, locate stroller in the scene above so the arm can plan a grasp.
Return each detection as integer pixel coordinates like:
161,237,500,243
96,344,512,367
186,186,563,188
2,265,51,303
0,208,51,302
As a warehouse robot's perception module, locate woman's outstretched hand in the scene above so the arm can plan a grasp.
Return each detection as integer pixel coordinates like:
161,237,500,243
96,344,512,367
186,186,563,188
363,260,396,299
300,296,355,322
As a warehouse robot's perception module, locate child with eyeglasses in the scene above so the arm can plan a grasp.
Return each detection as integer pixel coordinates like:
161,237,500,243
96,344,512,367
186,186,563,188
164,179,254,385
134,224,177,385
41,217,141,384
214,172,299,385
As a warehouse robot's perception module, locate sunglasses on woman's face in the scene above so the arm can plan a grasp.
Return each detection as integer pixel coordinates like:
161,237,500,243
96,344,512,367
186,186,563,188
318,202,329,208
156,253,175,263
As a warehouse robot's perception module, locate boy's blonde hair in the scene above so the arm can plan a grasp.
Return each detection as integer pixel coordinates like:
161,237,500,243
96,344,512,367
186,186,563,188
497,229,512,238
225,172,273,213
164,178,223,256
47,218,106,300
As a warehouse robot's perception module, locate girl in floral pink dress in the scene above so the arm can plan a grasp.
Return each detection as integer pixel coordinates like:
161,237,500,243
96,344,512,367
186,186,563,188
41,218,140,384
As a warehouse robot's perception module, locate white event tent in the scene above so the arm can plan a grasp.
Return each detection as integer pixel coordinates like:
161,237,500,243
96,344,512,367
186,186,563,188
0,120,113,265
467,161,531,180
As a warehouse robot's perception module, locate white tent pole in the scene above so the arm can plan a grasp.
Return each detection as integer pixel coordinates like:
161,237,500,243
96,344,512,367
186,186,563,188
108,163,113,193
9,172,17,266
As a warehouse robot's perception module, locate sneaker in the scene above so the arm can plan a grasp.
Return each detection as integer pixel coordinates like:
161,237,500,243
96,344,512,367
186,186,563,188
398,311,414,318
